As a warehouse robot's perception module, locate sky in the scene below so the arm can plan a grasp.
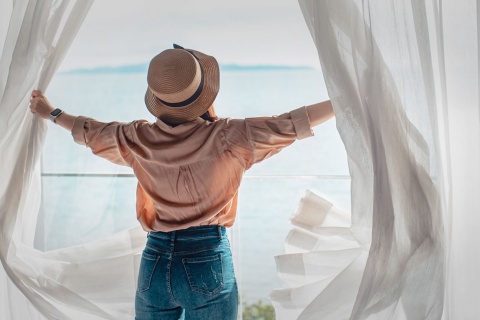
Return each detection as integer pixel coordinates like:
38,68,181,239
60,0,322,71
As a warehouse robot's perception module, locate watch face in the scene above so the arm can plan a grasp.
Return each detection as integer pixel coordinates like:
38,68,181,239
51,109,62,116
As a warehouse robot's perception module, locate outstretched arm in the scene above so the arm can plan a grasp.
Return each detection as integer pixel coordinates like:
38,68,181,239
29,90,76,131
306,100,334,127
29,90,135,166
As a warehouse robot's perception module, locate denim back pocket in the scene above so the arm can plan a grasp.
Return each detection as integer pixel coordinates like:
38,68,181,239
137,251,160,292
182,253,224,296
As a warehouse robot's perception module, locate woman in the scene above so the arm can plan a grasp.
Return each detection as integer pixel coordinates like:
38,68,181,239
29,44,334,320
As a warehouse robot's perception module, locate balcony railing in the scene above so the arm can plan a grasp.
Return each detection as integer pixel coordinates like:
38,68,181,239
41,173,350,179
39,172,351,319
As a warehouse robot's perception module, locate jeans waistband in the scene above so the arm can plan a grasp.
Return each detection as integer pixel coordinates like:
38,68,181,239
148,225,226,240
146,226,228,254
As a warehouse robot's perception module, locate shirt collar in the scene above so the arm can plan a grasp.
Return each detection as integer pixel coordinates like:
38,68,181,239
154,117,206,131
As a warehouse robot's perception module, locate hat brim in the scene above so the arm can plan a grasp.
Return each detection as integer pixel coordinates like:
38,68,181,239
145,49,220,124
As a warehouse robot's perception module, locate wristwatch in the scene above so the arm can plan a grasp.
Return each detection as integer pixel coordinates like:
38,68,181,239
50,108,64,123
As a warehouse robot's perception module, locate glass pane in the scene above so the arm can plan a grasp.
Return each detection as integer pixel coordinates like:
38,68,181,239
39,175,138,251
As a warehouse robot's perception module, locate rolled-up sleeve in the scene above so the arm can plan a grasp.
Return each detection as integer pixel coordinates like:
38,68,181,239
226,106,314,168
71,116,135,166
289,106,314,140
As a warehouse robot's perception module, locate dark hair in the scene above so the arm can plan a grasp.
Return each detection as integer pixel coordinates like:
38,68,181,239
200,105,218,122
161,105,218,127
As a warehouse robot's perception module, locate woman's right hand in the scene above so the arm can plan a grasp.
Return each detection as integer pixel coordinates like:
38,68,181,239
30,90,77,131
29,90,55,120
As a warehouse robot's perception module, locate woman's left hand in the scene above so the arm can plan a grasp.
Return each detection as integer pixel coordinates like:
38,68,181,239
29,90,55,120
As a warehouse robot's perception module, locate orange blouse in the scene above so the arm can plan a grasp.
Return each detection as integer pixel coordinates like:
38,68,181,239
71,106,313,232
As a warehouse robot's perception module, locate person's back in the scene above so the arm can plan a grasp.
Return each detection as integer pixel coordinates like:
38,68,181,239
73,102,313,234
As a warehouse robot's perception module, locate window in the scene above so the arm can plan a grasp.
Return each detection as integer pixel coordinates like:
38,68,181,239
40,67,350,318
38,2,350,318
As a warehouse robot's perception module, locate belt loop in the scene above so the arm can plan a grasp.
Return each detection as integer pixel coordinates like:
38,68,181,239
217,226,221,241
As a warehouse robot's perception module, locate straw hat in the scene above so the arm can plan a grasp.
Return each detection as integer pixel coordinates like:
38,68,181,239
145,44,220,124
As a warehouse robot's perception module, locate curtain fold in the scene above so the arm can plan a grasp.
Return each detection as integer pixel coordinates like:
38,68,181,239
272,0,480,319
0,1,147,319
270,190,368,320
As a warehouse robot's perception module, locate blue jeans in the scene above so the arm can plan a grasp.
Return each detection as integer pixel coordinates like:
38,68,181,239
135,226,238,320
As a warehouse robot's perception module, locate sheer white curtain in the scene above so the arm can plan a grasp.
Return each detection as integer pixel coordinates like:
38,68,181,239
0,1,147,319
272,0,479,319
2,0,479,319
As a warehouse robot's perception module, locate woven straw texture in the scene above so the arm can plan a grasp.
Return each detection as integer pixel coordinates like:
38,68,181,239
145,48,219,124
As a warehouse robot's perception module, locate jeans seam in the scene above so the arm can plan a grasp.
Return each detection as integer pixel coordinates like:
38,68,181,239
166,254,179,304
145,244,169,255
172,244,229,256
166,232,181,305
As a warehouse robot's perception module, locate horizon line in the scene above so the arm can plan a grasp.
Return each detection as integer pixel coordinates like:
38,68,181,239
60,63,316,75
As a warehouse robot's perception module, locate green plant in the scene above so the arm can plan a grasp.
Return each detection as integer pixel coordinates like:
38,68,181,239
242,300,275,320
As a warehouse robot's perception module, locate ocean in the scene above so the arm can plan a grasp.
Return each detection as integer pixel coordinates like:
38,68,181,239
40,68,351,304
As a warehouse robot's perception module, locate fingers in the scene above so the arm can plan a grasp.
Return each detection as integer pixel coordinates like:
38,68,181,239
30,90,44,113
29,98,36,113
29,91,53,120
31,89,43,98
29,95,41,114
